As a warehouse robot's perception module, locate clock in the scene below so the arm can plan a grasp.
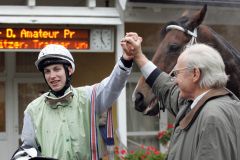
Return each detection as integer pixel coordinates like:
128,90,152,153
90,28,114,51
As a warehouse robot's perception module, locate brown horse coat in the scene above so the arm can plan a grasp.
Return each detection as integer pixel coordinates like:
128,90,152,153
133,5,240,116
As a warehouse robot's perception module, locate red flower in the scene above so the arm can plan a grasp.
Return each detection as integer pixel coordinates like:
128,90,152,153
120,149,127,155
156,123,173,146
157,130,166,139
167,123,174,129
129,150,135,154
114,145,166,160
114,149,119,155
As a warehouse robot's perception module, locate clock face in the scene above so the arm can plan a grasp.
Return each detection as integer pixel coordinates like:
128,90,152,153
90,29,113,51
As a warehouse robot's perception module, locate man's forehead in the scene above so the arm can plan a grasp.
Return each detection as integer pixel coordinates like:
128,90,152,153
177,52,188,65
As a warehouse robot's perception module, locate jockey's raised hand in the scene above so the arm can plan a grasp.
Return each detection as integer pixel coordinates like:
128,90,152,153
121,32,142,56
121,32,149,68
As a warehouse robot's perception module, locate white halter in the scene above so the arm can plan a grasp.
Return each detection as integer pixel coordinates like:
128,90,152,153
166,24,198,78
166,24,198,47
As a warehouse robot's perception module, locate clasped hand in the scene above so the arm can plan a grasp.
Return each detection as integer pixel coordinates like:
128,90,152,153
121,32,143,59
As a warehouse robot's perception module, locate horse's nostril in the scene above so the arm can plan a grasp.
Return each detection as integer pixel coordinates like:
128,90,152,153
134,92,146,112
135,92,143,102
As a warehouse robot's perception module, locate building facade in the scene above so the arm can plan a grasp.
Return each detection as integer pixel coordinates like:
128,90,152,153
1,0,240,159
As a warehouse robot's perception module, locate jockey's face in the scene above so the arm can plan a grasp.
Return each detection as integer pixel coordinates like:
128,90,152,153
43,64,73,92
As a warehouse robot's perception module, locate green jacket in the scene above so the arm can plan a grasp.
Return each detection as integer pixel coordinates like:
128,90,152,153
26,87,94,159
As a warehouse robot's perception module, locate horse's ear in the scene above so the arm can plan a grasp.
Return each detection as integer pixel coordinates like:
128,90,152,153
181,10,189,17
186,4,207,30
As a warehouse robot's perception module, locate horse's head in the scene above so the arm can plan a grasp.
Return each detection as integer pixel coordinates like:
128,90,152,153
133,5,207,116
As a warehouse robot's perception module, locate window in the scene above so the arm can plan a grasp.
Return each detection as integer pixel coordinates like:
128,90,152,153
0,82,5,132
18,83,48,135
0,53,5,133
16,52,39,73
126,82,160,150
0,0,116,7
0,0,25,6
96,0,115,7
36,0,86,7
0,53,4,73
37,0,115,7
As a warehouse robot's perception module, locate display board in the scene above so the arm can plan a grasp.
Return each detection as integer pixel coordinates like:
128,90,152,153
0,27,114,52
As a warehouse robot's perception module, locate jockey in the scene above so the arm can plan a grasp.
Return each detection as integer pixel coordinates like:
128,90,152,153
11,44,133,160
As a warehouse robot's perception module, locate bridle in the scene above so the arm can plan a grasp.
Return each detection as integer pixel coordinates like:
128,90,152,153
166,24,198,81
142,24,199,114
166,24,198,48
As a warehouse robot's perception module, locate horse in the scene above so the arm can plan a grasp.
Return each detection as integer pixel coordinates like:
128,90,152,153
133,5,240,116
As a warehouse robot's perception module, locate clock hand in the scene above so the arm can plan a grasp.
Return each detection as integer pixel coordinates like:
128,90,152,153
100,30,106,46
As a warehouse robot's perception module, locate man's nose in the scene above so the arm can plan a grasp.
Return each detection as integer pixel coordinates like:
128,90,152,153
49,71,56,78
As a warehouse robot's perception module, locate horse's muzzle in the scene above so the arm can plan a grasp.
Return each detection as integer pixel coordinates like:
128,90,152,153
134,92,147,112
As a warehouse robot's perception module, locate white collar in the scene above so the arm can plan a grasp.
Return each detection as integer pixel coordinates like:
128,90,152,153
190,90,211,109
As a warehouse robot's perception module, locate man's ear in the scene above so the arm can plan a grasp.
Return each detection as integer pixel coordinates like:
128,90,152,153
68,66,74,76
193,68,201,83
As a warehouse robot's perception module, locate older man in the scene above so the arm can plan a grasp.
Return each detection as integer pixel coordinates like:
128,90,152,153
122,32,240,160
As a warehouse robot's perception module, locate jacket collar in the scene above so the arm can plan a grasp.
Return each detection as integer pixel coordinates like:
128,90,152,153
179,88,230,130
45,86,74,108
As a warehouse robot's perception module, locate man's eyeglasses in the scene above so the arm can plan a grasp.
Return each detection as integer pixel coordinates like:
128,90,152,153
169,67,193,80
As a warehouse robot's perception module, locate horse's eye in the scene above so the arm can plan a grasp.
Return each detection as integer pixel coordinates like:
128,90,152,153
168,44,181,52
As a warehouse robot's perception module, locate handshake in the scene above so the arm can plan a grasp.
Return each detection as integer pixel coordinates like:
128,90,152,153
120,32,143,61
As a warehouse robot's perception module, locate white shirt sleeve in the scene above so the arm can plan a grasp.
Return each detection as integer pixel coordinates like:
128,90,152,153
140,60,157,79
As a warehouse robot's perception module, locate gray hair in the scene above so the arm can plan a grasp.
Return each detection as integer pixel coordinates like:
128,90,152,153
182,43,228,89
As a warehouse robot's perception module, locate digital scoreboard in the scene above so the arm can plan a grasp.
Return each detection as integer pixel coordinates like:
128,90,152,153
0,28,90,50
